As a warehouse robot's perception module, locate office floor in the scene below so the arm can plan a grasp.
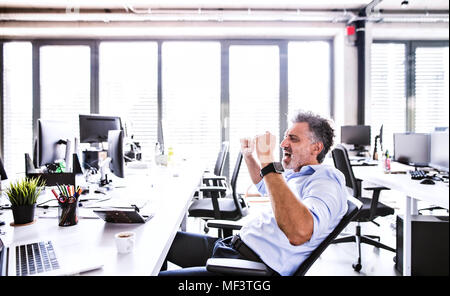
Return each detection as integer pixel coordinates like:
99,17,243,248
182,184,448,276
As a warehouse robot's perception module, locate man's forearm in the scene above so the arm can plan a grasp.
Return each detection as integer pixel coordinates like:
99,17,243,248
243,155,262,185
263,172,314,246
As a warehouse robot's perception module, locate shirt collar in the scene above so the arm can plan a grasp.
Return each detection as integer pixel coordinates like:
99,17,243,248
285,164,321,180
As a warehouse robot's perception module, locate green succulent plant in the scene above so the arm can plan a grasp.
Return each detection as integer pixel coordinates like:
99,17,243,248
5,176,46,206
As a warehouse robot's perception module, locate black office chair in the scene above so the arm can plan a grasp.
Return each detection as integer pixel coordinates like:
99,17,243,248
205,196,363,276
331,144,395,272
0,157,8,225
188,152,249,237
0,157,7,181
213,142,229,177
192,142,229,201
201,141,229,188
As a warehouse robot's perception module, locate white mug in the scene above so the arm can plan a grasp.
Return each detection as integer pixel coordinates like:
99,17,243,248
115,231,136,254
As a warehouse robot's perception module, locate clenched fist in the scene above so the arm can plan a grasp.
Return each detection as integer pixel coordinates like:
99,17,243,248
255,131,276,166
240,137,255,157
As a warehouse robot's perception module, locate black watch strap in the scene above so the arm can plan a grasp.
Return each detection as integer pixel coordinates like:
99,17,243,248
260,162,284,178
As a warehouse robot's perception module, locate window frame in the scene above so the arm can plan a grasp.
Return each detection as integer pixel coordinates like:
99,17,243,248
0,41,3,158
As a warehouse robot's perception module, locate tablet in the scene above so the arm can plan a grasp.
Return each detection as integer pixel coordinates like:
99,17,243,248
93,209,153,223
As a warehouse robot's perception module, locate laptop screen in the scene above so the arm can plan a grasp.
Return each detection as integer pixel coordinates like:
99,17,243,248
0,237,6,276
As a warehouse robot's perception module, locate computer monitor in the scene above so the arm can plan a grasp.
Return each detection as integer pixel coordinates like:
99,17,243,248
108,130,125,178
393,133,430,167
37,119,74,167
0,157,7,180
79,114,122,144
158,119,165,153
429,131,449,173
0,159,6,225
341,125,371,154
378,125,384,152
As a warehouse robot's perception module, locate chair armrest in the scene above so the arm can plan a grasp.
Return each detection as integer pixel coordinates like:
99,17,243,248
206,258,271,276
206,219,243,230
202,176,228,187
363,186,390,191
363,186,390,220
203,176,227,181
198,186,227,192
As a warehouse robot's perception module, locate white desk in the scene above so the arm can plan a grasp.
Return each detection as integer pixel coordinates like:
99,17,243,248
353,162,449,276
0,164,202,276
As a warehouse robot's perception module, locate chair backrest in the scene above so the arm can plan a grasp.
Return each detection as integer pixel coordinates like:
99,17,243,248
229,152,247,217
213,141,229,176
230,151,242,193
293,196,363,276
0,157,7,180
332,144,360,198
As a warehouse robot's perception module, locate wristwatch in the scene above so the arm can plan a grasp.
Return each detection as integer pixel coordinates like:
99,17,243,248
260,162,284,178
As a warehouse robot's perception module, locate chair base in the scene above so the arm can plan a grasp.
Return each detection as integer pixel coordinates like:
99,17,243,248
333,234,395,253
332,224,395,272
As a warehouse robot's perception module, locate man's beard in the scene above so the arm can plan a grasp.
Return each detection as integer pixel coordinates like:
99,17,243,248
282,149,305,171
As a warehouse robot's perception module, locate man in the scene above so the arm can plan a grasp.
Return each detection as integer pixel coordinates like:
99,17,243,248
159,111,348,276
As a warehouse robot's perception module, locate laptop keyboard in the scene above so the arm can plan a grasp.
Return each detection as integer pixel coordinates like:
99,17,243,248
16,241,60,276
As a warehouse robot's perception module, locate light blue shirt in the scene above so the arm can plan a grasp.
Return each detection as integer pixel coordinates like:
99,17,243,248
239,164,348,276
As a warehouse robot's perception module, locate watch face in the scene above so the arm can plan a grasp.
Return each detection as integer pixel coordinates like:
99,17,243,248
273,162,284,172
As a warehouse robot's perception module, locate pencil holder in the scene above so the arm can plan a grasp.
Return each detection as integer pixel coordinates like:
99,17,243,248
58,197,79,227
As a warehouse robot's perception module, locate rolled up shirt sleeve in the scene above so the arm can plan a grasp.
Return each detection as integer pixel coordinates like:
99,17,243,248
301,178,343,242
255,178,267,196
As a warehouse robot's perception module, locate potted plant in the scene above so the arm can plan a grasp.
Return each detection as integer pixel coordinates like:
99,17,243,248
5,176,45,225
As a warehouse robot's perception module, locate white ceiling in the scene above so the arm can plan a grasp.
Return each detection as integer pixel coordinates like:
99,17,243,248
0,0,448,11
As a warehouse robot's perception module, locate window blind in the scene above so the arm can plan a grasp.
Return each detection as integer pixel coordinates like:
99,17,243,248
162,42,221,169
370,43,407,153
414,46,449,133
229,45,280,193
99,42,158,160
2,42,33,175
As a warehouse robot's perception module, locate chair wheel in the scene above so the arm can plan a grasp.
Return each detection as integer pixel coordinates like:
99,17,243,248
352,263,362,272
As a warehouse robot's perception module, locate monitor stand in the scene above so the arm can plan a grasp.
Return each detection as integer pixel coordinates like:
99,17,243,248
410,163,429,170
98,157,114,190
350,145,368,157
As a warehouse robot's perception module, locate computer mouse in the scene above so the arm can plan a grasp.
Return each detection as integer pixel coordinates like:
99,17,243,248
420,178,435,185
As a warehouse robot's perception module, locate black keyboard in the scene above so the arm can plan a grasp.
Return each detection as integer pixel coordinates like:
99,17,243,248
409,170,428,180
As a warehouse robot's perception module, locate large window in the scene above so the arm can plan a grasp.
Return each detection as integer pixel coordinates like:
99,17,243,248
162,42,221,169
40,45,91,138
370,41,449,153
370,43,407,153
229,45,280,192
1,39,333,180
99,42,158,159
2,42,33,175
414,46,449,133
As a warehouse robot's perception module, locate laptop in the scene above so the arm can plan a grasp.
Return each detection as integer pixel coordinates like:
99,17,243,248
0,237,104,276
